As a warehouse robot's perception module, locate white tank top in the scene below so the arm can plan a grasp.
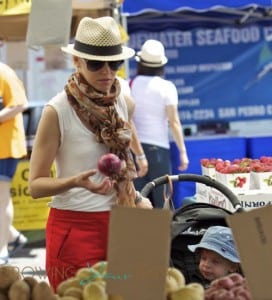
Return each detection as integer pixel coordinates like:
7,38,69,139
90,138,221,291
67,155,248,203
48,90,128,212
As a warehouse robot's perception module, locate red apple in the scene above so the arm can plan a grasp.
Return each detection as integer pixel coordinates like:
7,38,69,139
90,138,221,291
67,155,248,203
98,153,122,176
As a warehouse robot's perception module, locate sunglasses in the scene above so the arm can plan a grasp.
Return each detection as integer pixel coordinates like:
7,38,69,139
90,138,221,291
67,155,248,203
84,59,124,72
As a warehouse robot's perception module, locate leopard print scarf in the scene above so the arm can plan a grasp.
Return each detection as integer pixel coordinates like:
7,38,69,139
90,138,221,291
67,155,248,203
65,72,137,207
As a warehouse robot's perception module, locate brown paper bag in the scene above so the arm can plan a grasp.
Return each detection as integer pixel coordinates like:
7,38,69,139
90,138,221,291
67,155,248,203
227,205,272,300
106,206,172,300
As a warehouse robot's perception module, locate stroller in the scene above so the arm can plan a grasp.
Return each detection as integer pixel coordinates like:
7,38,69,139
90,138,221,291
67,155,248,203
140,173,243,286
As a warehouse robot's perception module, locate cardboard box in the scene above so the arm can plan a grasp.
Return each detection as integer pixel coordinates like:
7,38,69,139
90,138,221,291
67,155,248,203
251,171,272,190
106,206,172,300
72,0,112,9
196,183,272,212
201,166,216,179
7,41,28,69
227,205,272,300
215,171,250,192
196,182,233,211
238,191,272,211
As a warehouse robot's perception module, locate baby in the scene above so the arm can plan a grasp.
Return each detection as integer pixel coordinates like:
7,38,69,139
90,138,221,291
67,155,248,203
188,226,241,285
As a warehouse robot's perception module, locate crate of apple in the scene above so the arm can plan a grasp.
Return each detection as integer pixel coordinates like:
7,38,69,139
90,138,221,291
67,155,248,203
98,153,122,177
200,158,224,179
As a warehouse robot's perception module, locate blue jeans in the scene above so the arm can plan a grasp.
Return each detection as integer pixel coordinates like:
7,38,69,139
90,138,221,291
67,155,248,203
0,158,19,181
134,143,170,208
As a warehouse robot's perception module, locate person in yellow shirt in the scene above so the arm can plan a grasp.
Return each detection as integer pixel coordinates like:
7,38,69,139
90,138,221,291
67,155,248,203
0,62,28,265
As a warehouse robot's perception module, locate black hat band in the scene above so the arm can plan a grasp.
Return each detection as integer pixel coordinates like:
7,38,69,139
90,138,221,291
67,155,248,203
74,40,122,56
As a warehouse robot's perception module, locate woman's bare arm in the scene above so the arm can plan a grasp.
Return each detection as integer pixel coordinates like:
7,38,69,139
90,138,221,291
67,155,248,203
29,106,113,199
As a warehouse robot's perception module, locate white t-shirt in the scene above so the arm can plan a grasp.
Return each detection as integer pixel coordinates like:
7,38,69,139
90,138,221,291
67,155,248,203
117,76,131,96
131,75,178,149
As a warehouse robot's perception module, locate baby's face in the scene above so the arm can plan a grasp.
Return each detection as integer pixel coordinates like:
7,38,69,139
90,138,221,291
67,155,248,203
198,249,238,282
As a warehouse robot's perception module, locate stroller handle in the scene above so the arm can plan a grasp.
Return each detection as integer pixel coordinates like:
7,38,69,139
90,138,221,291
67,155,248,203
140,173,243,211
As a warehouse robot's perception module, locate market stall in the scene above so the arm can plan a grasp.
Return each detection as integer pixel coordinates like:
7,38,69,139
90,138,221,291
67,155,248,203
122,0,272,208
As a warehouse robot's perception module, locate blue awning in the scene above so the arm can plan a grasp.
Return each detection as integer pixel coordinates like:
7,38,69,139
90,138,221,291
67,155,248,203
122,1,272,32
123,0,272,15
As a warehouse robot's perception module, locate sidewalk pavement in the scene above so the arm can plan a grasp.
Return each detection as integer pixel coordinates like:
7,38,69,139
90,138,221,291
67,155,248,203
8,246,48,283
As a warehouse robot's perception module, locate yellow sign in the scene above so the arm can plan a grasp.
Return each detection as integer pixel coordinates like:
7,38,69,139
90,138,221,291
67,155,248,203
10,159,53,231
0,0,31,15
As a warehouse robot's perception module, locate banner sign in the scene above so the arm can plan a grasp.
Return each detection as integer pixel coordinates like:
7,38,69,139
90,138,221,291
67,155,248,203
10,160,54,230
0,0,31,15
128,23,272,125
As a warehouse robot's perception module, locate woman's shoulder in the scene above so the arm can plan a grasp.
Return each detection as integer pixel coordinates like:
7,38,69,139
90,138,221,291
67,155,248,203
47,90,71,112
48,90,67,106
116,92,129,121
47,91,74,120
156,76,176,88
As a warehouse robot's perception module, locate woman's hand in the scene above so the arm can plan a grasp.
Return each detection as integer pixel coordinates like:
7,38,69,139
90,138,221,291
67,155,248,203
74,169,114,195
178,152,189,171
136,196,153,209
136,157,148,177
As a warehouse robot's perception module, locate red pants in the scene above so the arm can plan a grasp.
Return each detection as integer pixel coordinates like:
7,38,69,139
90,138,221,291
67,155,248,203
46,208,110,291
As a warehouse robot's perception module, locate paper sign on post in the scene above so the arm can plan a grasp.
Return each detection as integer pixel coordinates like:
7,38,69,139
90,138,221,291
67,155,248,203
227,205,272,300
106,206,172,300
26,0,72,47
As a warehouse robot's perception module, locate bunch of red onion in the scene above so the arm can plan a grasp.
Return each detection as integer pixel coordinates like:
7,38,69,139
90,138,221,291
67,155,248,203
205,273,252,300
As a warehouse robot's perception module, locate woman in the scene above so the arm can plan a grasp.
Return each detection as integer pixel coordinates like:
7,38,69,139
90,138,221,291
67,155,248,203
130,39,189,208
29,16,152,290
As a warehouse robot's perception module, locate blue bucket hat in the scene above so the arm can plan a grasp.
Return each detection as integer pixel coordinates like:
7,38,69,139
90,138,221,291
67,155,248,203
188,226,240,263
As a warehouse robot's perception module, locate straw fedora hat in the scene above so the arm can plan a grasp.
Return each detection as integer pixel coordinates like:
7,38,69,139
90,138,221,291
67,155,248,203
135,39,168,67
61,16,135,61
